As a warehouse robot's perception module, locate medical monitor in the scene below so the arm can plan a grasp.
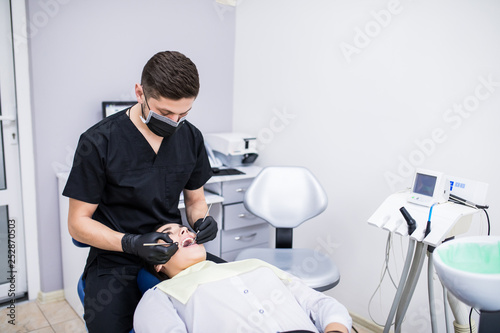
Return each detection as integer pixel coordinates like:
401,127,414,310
407,169,450,207
102,101,136,118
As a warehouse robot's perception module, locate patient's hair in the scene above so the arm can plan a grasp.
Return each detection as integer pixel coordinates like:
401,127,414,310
144,252,226,281
143,221,183,281
144,261,169,281
141,51,200,100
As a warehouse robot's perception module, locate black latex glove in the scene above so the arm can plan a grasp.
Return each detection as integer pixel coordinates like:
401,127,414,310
193,216,218,244
121,232,178,265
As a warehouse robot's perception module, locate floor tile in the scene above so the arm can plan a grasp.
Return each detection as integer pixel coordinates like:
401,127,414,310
0,304,16,331
353,325,376,333
51,318,86,333
29,327,55,333
36,301,79,326
0,301,50,333
353,323,378,333
0,302,50,333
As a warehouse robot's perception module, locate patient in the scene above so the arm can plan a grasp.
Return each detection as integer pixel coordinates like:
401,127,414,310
133,223,352,333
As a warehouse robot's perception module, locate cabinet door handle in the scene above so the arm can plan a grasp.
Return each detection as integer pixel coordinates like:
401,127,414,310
234,233,257,241
235,188,246,193
238,213,257,219
0,115,16,123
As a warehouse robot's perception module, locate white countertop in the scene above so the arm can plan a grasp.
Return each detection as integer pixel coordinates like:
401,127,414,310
206,165,262,183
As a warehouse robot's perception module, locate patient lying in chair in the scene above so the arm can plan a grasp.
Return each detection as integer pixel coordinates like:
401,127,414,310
133,223,352,333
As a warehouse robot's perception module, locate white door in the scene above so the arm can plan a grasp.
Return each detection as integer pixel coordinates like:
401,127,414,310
0,0,28,302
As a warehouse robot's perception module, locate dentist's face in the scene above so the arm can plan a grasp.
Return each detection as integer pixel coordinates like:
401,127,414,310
155,223,206,277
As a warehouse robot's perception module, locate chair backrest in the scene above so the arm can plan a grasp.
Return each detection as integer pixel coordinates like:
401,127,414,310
244,166,328,229
72,238,89,248
137,268,161,294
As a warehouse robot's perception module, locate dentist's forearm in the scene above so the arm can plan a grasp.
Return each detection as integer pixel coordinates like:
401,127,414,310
183,187,208,228
68,198,124,252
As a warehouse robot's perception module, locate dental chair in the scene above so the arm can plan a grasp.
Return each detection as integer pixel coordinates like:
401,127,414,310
235,166,340,291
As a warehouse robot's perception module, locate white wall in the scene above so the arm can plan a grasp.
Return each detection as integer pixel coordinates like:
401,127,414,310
233,0,500,331
27,0,235,292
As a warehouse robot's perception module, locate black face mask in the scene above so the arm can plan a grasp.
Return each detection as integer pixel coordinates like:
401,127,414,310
140,89,187,138
141,109,186,138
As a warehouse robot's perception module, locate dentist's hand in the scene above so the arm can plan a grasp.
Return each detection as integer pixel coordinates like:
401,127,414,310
121,232,178,264
194,216,218,244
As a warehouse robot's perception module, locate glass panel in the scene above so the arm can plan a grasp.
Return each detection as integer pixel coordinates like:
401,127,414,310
0,205,9,284
0,92,6,189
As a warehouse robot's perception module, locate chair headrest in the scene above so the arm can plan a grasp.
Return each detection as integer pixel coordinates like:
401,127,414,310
244,166,328,228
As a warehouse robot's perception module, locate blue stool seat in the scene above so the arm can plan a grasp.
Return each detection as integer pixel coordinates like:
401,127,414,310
77,273,85,305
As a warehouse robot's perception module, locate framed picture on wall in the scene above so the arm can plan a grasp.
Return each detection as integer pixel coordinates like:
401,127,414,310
102,101,136,118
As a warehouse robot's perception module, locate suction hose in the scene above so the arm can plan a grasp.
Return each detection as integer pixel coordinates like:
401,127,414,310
443,286,453,333
383,238,416,333
428,252,438,333
395,241,428,333
447,291,477,332
453,321,477,333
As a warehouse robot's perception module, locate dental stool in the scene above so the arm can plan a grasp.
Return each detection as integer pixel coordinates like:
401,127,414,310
235,166,340,291
76,268,160,304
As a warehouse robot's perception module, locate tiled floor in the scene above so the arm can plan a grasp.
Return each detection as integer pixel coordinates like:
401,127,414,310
0,299,377,333
352,323,378,333
0,299,86,333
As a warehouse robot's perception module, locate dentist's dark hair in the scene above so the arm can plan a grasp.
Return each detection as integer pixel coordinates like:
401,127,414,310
141,51,200,100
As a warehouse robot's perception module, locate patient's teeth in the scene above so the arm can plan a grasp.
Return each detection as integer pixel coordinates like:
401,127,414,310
182,238,194,247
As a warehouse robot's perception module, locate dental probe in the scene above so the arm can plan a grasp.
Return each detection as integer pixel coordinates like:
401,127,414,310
195,203,213,242
142,242,178,247
202,203,213,222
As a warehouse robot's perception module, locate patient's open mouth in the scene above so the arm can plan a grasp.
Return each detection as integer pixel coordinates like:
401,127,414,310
181,237,196,248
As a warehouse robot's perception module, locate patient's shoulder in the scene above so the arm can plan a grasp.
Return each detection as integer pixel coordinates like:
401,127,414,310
139,287,173,306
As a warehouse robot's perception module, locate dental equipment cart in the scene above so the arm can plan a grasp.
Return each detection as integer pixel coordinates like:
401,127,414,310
368,171,489,333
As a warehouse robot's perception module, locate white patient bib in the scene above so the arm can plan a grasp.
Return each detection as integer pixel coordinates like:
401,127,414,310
156,259,291,304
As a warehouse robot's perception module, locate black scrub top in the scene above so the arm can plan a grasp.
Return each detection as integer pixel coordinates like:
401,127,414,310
63,110,212,273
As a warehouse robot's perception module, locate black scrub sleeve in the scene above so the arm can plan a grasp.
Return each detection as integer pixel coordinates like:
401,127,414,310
63,132,107,204
184,135,213,190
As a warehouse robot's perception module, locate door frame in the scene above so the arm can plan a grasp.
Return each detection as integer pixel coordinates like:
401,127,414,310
10,0,41,300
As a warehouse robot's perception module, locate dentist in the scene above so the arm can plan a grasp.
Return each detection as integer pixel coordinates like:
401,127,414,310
63,51,218,333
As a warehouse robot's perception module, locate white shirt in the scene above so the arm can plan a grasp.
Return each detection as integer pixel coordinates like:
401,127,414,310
134,266,351,333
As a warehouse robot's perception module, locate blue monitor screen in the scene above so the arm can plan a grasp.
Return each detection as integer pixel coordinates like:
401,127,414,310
413,173,437,197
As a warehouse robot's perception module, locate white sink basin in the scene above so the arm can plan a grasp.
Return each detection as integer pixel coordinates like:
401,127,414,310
433,236,500,311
